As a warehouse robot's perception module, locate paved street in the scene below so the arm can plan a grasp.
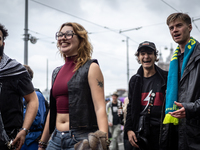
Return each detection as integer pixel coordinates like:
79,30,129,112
109,131,125,150
109,142,124,150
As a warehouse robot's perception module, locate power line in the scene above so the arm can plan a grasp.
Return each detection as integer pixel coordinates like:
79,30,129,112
119,27,142,33
30,0,166,44
161,0,179,12
29,29,53,39
88,30,118,34
30,0,111,30
30,0,139,43
193,17,200,21
142,22,165,28
161,0,200,33
192,19,200,33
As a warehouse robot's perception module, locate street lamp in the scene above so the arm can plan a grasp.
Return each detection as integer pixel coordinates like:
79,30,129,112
120,26,142,85
122,37,129,85
24,0,37,65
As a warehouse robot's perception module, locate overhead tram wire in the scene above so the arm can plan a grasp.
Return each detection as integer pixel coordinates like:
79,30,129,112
31,0,118,33
160,0,179,12
192,20,200,33
28,29,56,44
161,0,200,33
192,17,200,33
30,0,165,44
142,22,165,28
29,29,53,39
30,0,139,44
30,1,174,44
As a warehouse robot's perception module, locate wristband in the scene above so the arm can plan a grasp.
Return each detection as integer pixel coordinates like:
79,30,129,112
38,140,48,147
38,144,47,149
19,128,29,135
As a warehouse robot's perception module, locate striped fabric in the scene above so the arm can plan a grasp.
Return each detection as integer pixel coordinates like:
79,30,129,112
0,53,27,78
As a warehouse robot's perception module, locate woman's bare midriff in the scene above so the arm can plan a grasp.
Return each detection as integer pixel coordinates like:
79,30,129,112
56,113,70,131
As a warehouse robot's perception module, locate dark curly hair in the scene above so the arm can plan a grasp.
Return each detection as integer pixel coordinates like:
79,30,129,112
0,23,9,41
135,49,159,64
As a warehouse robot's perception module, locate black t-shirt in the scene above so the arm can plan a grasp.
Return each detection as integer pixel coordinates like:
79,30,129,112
0,73,34,133
141,72,165,126
112,103,120,125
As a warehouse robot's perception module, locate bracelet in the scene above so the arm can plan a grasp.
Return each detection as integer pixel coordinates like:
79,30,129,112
19,128,29,135
38,144,47,149
38,140,48,147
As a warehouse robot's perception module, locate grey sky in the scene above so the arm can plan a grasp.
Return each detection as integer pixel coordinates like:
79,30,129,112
1,0,200,96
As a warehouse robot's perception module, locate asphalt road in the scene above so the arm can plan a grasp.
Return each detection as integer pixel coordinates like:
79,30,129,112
109,142,124,150
109,131,125,150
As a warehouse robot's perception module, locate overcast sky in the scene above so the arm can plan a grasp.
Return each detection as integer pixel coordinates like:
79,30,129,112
1,0,200,96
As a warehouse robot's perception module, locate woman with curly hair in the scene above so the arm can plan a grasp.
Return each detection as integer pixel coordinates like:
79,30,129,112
38,22,108,150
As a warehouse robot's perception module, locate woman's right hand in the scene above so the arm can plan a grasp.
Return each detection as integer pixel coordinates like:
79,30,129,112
127,130,139,148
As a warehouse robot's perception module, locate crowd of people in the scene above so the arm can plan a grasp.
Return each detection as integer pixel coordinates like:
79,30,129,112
0,12,200,150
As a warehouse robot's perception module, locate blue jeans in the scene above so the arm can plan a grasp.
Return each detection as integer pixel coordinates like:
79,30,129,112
46,128,96,150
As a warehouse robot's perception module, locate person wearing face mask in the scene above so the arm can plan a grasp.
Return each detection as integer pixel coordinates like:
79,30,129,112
38,22,109,150
0,24,38,150
124,41,168,150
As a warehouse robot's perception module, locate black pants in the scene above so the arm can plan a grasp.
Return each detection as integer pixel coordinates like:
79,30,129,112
0,140,10,150
0,129,18,150
124,138,136,150
125,125,160,150
148,125,160,150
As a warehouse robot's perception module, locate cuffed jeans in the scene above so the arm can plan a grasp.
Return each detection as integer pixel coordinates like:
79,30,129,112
109,124,121,150
46,128,96,150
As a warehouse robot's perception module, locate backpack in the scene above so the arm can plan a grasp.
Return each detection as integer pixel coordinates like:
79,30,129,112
34,88,49,127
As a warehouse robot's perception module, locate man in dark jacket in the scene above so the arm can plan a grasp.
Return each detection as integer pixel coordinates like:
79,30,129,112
163,13,200,150
0,23,38,150
124,41,168,150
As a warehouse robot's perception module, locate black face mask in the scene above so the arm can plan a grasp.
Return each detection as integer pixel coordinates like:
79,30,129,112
0,44,4,56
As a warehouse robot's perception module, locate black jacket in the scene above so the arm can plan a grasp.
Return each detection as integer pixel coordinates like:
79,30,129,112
124,64,168,148
169,40,200,150
49,59,98,134
125,64,167,132
160,40,200,150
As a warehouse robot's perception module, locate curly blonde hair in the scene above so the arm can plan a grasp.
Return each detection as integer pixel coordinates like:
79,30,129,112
57,22,93,71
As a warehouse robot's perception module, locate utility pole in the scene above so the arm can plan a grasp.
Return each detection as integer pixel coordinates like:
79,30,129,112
122,37,129,85
24,0,29,65
120,27,142,84
126,37,129,84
